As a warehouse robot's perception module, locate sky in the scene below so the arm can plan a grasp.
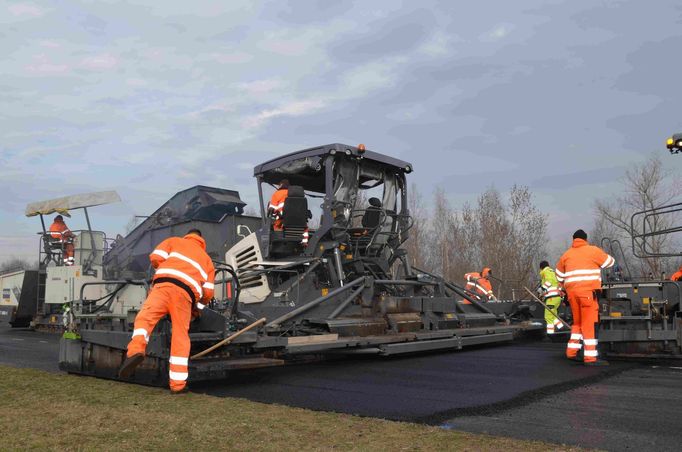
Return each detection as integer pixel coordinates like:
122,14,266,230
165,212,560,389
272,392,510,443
1,0,682,263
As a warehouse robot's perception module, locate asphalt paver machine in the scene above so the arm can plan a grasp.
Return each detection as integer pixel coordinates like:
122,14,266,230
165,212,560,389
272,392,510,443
60,144,543,387
596,137,682,358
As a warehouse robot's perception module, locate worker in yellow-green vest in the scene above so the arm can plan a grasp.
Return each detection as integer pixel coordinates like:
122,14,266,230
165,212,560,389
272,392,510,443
539,260,564,335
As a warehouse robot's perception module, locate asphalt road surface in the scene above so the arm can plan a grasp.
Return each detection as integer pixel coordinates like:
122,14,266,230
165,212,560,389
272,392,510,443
2,324,680,451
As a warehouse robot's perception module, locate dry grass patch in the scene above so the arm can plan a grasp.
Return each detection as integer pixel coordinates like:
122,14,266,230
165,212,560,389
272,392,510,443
0,365,582,451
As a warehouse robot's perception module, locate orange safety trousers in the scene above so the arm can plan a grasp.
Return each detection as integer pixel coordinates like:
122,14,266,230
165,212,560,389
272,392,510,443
126,283,192,392
565,289,599,363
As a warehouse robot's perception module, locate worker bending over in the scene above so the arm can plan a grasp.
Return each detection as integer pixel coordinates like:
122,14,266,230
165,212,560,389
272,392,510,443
556,229,614,366
49,215,75,266
119,229,215,393
539,260,563,335
464,267,497,302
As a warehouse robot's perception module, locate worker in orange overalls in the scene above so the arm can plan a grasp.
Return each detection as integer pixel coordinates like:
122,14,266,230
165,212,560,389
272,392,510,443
267,179,309,246
118,229,215,393
49,215,75,266
671,265,682,282
268,179,289,231
556,229,614,366
464,267,497,302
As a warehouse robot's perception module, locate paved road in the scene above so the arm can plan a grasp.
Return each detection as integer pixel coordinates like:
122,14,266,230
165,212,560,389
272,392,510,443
2,324,680,451
0,325,60,372
447,365,682,451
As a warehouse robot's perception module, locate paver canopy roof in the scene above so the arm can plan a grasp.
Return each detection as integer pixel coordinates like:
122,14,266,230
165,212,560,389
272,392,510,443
25,191,121,217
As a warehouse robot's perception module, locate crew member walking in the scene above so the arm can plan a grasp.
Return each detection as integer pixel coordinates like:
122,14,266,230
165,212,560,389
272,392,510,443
118,229,215,393
556,229,614,366
539,260,563,335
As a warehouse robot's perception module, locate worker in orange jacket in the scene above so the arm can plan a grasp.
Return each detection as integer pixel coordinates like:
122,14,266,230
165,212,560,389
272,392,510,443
268,179,289,232
556,229,614,366
464,267,497,302
49,215,75,266
267,179,309,246
671,265,682,282
118,229,215,393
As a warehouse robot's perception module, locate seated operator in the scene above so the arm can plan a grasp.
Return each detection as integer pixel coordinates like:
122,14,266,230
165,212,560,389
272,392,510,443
49,215,75,266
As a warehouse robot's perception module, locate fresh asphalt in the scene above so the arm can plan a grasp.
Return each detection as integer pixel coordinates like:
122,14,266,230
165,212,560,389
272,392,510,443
1,323,680,451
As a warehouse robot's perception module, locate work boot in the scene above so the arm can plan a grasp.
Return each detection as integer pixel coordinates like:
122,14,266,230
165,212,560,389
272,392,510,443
118,353,144,378
584,359,609,367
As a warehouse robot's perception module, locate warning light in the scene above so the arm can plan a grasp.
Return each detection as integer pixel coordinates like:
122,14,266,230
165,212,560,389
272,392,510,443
357,144,366,153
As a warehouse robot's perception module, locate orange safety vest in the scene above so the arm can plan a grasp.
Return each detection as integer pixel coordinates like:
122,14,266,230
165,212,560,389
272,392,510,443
49,220,71,240
671,265,682,282
150,234,216,306
464,270,494,299
268,188,288,231
555,238,614,292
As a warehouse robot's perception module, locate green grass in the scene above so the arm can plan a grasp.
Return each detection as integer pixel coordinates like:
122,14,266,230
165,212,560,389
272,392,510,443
0,365,583,451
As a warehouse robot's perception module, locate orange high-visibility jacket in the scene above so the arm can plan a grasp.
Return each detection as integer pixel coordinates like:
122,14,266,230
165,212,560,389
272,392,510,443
464,269,494,298
150,234,215,305
555,238,614,291
49,220,71,240
671,265,682,282
268,188,288,231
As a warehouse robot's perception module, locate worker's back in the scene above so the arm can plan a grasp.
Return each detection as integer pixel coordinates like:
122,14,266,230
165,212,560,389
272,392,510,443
556,238,613,291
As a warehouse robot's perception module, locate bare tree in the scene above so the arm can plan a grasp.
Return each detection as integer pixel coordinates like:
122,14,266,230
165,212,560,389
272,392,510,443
594,154,679,276
403,183,428,269
412,185,548,298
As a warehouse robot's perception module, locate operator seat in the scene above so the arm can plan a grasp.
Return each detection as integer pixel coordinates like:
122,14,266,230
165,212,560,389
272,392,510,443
270,185,310,256
349,198,384,254
41,233,66,266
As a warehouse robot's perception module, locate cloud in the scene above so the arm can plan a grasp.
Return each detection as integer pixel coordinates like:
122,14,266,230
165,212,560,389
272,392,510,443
80,54,118,70
7,2,45,17
483,24,513,41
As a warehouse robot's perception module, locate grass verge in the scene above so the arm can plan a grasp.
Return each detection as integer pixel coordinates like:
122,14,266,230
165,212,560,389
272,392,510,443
0,365,580,451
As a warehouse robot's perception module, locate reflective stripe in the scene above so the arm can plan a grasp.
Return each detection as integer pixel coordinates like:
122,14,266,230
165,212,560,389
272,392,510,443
564,275,601,284
543,281,552,288
544,290,561,298
168,252,208,280
196,302,206,310
169,370,188,381
567,343,582,349
132,328,149,343
155,268,203,297
152,249,169,259
202,282,214,290
561,269,601,277
584,350,598,357
169,356,188,366
583,339,598,346
570,333,583,340
555,269,566,278
601,255,615,269
268,202,284,210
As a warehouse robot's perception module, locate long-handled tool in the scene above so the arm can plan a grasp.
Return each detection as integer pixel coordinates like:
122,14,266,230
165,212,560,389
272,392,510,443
523,287,572,330
191,317,267,359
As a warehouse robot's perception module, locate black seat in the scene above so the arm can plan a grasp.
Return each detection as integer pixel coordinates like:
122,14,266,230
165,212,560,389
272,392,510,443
42,234,65,266
361,197,382,228
271,186,309,256
281,186,309,230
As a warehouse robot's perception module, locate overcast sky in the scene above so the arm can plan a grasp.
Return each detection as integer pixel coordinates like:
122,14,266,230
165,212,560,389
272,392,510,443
1,0,681,263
